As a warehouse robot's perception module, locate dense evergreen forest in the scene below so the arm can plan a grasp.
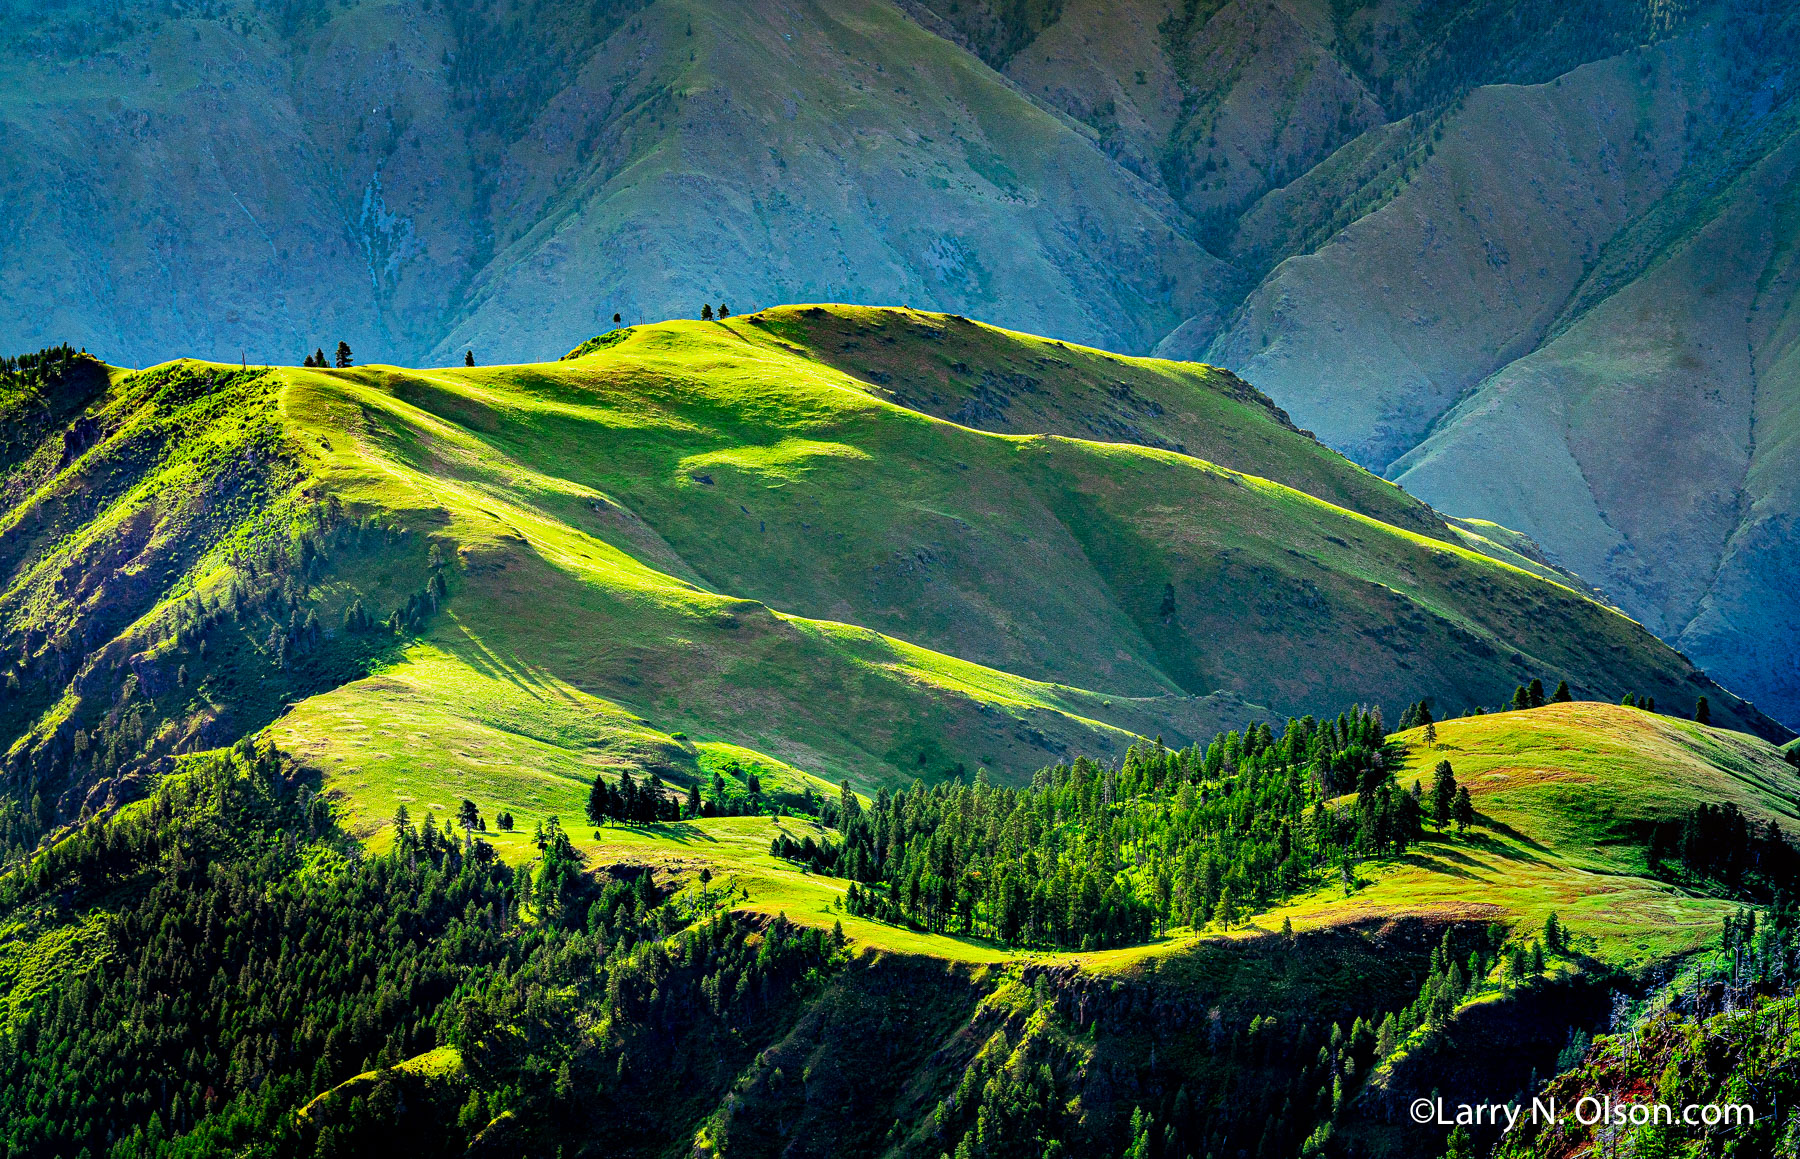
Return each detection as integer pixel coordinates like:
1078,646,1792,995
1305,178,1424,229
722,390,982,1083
0,741,847,1159
778,707,1440,949
3,663,1792,1157
1649,802,1800,901
0,730,1552,1159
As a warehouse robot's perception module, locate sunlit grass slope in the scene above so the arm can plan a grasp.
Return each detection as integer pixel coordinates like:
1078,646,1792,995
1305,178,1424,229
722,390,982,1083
6,316,1793,978
283,307,1771,754
741,304,1455,540
1251,703,1800,970
302,691,1798,972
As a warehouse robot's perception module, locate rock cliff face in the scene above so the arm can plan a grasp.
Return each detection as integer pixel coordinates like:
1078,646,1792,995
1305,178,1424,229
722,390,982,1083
1198,10,1800,726
0,0,1222,369
5,0,1800,723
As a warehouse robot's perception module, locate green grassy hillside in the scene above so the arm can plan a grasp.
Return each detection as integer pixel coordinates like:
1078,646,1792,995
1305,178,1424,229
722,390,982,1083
311,698,1799,972
4,694,1792,1159
1272,703,1800,967
3,326,1795,1159
0,309,1782,863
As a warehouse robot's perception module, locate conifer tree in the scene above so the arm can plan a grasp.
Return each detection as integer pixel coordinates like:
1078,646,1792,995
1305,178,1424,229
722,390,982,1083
465,350,475,366
1124,1108,1152,1159
587,773,611,826
1510,684,1531,711
1212,884,1237,929
1432,760,1456,831
701,304,714,320
1551,679,1572,703
335,341,353,368
313,347,327,367
1695,696,1711,725
1527,678,1545,708
1453,786,1474,833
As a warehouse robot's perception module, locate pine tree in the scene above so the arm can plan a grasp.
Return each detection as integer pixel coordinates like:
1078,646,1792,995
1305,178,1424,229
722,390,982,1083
1527,678,1545,708
1124,1107,1151,1159
457,799,480,832
687,781,702,818
303,352,317,367
1212,884,1237,929
1423,720,1438,750
1510,684,1531,711
1695,696,1712,725
719,303,731,318
587,773,611,826
313,347,327,367
1453,786,1474,833
1544,912,1563,953
701,304,714,320
1432,760,1456,831
1551,679,1572,702
464,350,475,367
613,313,622,324
335,341,353,368
1443,1125,1474,1159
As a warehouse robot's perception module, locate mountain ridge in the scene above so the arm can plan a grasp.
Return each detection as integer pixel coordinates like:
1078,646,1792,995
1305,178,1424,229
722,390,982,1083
3,307,1785,852
5,0,1799,726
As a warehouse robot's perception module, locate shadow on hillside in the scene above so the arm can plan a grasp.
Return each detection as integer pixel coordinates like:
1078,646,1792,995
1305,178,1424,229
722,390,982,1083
1477,816,1552,853
607,821,717,844
1409,842,1491,870
1464,826,1552,865
443,620,552,698
1397,850,1488,880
